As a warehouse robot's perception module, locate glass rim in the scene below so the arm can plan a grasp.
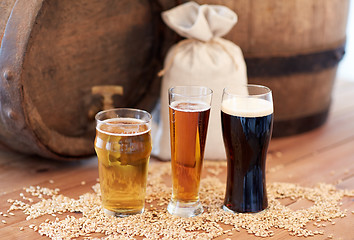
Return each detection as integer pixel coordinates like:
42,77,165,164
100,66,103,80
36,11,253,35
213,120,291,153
223,84,272,98
95,108,152,126
168,85,213,98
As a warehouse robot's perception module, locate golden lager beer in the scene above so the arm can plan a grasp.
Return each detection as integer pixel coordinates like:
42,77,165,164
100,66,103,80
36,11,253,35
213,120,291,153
167,86,212,217
95,109,152,217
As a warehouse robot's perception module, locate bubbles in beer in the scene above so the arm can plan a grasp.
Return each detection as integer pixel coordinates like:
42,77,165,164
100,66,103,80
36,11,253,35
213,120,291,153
97,118,150,136
170,101,211,112
94,117,152,215
169,101,210,203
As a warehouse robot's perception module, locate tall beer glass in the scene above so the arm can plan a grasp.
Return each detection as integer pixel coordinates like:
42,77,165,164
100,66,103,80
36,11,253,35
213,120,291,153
94,108,152,217
221,85,273,213
167,86,213,217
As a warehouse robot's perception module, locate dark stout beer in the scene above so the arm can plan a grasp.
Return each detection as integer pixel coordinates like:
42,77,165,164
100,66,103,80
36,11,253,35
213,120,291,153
169,101,210,202
221,98,273,213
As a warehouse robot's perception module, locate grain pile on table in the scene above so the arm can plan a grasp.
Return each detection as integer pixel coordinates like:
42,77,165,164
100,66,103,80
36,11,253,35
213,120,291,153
2,161,354,239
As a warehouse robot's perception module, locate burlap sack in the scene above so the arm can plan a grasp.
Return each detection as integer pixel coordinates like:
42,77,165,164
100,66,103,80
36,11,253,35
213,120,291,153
152,1,247,160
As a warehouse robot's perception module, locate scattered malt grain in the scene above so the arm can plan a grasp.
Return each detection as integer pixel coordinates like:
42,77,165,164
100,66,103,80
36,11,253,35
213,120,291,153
3,161,354,240
275,152,282,158
267,164,284,173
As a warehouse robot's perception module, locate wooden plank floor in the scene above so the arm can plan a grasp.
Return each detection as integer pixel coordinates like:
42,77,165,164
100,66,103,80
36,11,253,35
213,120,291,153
0,79,353,239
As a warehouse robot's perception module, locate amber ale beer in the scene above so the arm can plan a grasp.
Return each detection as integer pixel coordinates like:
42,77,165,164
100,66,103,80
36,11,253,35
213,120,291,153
94,109,152,217
221,85,273,213
167,86,212,217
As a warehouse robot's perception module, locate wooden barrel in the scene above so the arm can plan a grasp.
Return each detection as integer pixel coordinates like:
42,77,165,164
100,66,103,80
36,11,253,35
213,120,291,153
187,0,349,137
0,0,174,160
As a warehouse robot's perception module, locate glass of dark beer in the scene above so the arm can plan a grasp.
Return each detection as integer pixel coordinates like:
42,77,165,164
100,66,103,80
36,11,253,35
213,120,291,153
167,86,213,217
94,108,152,217
221,85,273,213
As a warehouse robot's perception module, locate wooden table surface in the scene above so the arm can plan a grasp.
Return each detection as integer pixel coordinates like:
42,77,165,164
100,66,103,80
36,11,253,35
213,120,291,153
0,79,353,240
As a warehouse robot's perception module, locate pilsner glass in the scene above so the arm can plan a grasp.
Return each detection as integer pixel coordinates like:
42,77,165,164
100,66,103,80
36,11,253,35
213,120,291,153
94,108,152,217
221,85,273,213
167,86,213,217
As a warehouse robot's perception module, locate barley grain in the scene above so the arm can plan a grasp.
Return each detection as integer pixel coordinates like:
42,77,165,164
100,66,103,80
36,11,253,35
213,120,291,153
275,152,282,157
3,161,354,239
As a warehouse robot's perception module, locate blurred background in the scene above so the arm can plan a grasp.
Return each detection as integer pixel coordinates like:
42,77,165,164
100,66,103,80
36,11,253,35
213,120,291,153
338,1,354,81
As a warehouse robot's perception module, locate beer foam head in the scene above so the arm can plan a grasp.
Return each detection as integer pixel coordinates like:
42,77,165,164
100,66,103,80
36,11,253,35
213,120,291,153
222,98,273,117
97,118,150,136
170,101,210,112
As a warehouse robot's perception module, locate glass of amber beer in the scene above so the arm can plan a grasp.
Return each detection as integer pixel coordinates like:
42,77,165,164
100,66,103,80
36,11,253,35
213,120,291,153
221,85,273,213
94,108,152,217
167,86,213,217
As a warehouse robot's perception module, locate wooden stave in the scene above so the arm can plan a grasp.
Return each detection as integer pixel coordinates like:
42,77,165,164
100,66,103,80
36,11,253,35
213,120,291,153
0,0,172,160
0,0,56,160
185,0,349,136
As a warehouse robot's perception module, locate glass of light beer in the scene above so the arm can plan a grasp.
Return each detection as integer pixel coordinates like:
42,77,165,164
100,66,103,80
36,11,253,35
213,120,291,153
167,86,213,217
221,85,273,213
94,108,152,217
